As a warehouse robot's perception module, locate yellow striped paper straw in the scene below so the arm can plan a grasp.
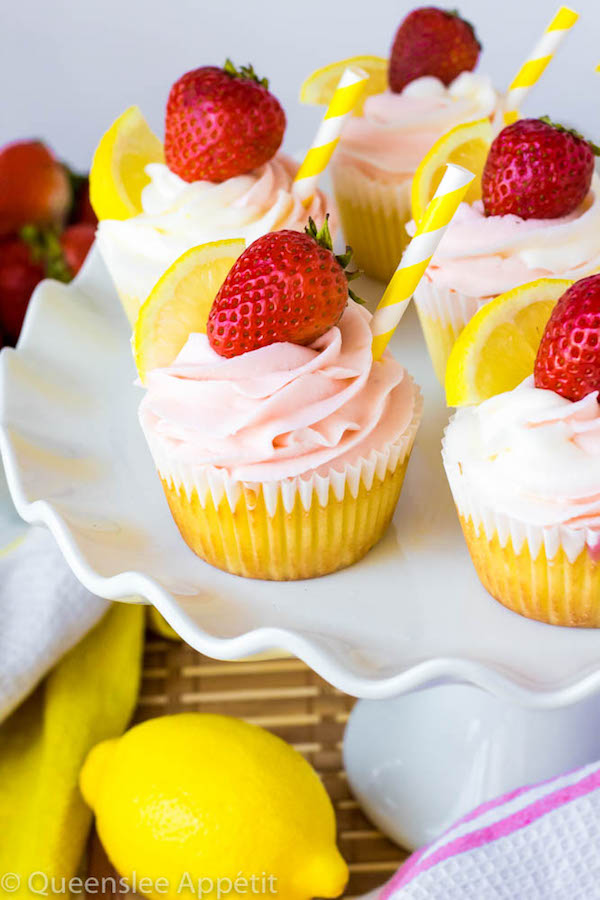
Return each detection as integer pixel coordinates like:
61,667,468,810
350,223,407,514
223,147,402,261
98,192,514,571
371,164,474,361
504,6,579,125
294,67,369,206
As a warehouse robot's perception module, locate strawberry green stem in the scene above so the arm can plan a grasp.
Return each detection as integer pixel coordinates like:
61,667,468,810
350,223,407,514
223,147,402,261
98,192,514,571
539,115,600,156
223,59,269,89
20,224,72,282
305,215,365,305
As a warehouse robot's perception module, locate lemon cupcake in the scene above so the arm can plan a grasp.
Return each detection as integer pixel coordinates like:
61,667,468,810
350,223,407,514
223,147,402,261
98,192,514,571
414,118,600,382
92,62,335,326
443,275,600,627
138,223,421,580
326,8,497,282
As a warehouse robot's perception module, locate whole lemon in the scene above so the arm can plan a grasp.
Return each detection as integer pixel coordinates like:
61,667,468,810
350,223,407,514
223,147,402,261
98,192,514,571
80,713,348,900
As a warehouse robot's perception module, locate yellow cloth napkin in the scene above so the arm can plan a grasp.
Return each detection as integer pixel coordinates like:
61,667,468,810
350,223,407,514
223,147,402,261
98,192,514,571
146,606,182,641
0,603,144,896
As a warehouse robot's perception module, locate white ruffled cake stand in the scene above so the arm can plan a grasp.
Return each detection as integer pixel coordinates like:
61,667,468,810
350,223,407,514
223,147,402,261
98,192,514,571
2,247,600,850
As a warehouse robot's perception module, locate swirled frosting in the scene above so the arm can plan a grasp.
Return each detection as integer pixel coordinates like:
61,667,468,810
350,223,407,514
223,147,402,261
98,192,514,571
443,377,600,530
139,301,418,483
97,154,334,310
422,174,600,297
334,73,499,180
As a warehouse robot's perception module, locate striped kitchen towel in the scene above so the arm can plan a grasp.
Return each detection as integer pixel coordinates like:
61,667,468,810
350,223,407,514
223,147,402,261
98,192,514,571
380,761,600,899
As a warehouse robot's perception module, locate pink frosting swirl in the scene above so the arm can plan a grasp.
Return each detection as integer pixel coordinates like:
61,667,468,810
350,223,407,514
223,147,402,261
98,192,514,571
422,175,600,297
334,74,499,180
139,302,417,482
230,154,332,231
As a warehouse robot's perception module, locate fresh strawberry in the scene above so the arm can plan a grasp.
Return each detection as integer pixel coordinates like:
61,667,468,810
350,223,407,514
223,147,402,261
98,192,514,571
0,218,94,344
70,176,98,226
207,217,360,358
534,275,600,402
0,141,71,238
165,60,286,183
389,7,480,93
0,237,45,343
482,118,598,220
60,223,95,276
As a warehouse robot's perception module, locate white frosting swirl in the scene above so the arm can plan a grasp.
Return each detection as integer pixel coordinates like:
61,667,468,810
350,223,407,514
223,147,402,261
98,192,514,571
97,154,334,309
334,73,500,179
443,378,600,530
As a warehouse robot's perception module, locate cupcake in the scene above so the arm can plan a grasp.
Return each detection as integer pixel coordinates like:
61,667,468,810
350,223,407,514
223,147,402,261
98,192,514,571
329,7,497,282
414,117,600,382
443,275,600,627
138,222,422,581
94,62,335,326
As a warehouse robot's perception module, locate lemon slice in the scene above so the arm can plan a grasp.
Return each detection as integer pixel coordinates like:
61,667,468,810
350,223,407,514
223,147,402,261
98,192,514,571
90,106,164,221
300,56,388,115
445,278,573,407
411,118,493,224
133,239,245,383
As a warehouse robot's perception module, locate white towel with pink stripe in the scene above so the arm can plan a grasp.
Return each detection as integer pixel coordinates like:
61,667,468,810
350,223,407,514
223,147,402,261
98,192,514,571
380,761,600,899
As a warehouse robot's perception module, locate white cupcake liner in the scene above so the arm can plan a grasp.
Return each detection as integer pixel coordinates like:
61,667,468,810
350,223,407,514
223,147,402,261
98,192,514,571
414,279,492,331
142,383,423,518
330,161,412,281
96,223,180,326
442,426,600,564
331,161,413,218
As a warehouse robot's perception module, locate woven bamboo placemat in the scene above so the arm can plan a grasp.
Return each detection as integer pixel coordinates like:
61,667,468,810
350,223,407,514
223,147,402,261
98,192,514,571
87,633,409,899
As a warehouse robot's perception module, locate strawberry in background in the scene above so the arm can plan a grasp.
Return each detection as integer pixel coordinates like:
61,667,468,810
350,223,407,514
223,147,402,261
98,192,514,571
388,8,481,93
60,223,96,275
69,174,97,227
0,139,98,346
0,238,45,344
0,141,71,238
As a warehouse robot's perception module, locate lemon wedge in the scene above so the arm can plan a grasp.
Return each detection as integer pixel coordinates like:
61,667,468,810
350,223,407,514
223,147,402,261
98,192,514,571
90,106,164,221
133,239,245,384
445,278,573,407
411,118,493,224
300,56,388,115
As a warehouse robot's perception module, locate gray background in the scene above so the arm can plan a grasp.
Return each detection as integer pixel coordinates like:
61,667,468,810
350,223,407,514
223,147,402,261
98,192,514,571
1,0,598,171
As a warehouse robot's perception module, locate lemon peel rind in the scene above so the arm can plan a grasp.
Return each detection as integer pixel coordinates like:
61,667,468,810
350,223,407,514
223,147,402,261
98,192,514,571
300,56,388,114
90,105,164,222
133,239,246,384
445,277,574,407
411,117,493,224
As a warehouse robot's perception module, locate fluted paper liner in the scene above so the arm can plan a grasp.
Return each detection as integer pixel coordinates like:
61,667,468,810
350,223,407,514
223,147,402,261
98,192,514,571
331,161,412,283
414,280,492,383
443,424,600,627
142,386,422,580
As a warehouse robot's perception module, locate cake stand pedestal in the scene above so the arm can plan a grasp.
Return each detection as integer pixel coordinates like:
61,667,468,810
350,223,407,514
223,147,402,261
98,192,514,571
2,251,600,855
344,684,600,849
